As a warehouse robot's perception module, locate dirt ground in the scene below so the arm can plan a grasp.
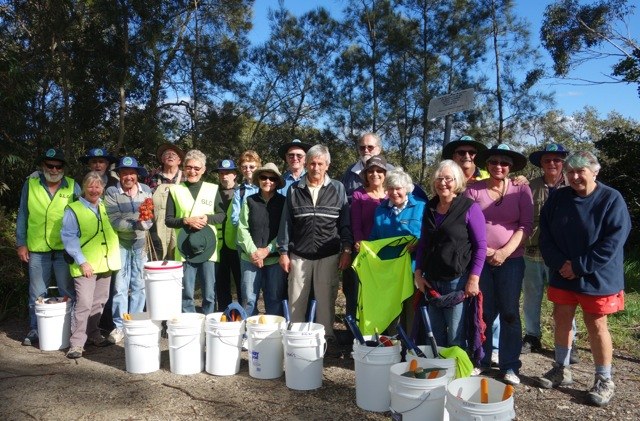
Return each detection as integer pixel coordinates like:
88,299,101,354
1,305,640,421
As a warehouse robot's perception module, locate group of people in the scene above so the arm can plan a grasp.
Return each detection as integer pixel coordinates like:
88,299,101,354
17,133,630,407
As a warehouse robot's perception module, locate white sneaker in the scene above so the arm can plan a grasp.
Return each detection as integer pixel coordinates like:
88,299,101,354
108,328,124,344
471,367,482,376
503,369,520,385
241,337,248,351
491,350,499,366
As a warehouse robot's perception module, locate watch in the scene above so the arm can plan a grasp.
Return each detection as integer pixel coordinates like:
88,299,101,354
342,247,352,254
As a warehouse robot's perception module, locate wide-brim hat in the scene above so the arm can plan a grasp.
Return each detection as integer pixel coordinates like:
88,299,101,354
475,143,528,172
79,148,116,164
529,143,570,168
37,148,66,164
442,135,488,159
360,155,388,181
177,225,216,263
278,139,311,160
114,156,148,178
156,143,185,163
252,162,285,189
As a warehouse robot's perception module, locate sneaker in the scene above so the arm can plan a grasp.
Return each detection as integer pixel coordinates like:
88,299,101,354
569,348,580,364
23,329,39,346
88,335,112,347
503,369,520,385
521,335,542,354
537,363,573,389
491,350,499,366
66,346,83,359
587,374,615,407
108,328,124,344
471,367,483,376
241,337,248,351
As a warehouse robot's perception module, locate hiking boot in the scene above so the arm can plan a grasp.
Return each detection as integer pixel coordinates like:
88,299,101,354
569,348,580,364
66,346,83,359
537,363,573,389
23,329,39,346
587,374,615,407
503,369,520,385
521,335,542,354
108,328,124,344
88,335,111,347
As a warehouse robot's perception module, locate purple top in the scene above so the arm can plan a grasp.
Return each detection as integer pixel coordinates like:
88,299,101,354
350,187,385,243
414,202,487,277
464,179,533,258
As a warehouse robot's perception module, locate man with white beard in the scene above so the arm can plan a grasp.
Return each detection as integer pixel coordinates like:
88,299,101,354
16,148,81,346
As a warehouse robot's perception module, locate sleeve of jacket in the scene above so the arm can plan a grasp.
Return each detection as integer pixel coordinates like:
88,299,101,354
336,181,354,248
236,200,257,256
539,192,567,271
277,190,293,254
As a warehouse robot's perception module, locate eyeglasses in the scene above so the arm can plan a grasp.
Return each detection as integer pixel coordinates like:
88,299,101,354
359,145,376,152
259,175,278,182
241,165,256,171
287,153,304,159
44,163,64,170
542,158,564,164
487,160,511,167
184,165,202,172
436,176,455,183
455,149,477,157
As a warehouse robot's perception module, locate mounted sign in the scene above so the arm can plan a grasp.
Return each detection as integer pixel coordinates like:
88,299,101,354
427,88,475,120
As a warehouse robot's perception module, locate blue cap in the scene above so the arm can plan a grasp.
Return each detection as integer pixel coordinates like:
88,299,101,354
217,159,237,171
79,148,116,164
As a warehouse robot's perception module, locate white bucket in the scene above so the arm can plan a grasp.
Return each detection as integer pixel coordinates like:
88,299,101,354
283,322,326,390
205,312,245,376
352,335,402,412
35,299,72,351
123,313,162,374
389,362,449,421
167,313,205,375
246,315,286,379
406,345,457,382
446,377,515,421
143,261,183,321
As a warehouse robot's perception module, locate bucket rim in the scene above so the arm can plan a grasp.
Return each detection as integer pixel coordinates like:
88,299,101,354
144,260,183,270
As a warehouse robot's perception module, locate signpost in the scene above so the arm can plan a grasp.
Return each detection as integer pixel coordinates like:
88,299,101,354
427,88,475,146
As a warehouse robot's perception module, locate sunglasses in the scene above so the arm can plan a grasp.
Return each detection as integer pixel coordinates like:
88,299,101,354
359,145,376,152
455,149,477,157
367,168,385,174
542,158,564,164
259,175,278,182
44,163,64,170
185,165,202,172
287,153,304,159
487,160,511,167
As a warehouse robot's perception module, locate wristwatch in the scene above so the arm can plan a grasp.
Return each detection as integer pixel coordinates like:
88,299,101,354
342,247,352,254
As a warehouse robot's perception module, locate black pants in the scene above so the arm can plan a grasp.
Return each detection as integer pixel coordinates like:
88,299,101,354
215,244,241,311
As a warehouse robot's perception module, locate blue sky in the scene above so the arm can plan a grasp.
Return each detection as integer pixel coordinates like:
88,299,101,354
250,0,638,120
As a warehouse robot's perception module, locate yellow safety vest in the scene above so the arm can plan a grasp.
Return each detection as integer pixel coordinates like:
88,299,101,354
67,201,121,277
27,176,76,252
170,182,219,262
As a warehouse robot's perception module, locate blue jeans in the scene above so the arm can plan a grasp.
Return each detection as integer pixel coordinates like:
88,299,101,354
480,257,525,373
183,260,216,314
112,244,146,329
240,259,287,316
427,275,467,347
28,251,75,329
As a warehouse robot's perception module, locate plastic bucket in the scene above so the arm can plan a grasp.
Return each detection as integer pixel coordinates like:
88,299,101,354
205,312,245,376
406,345,457,383
389,362,449,421
167,313,205,375
143,261,183,321
352,335,402,412
283,322,326,390
446,377,515,421
35,299,72,351
246,315,286,379
123,313,162,374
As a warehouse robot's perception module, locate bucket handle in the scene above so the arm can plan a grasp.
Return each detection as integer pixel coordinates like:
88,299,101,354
142,278,183,290
209,335,243,350
388,386,433,414
127,342,160,349
287,341,327,362
169,334,201,350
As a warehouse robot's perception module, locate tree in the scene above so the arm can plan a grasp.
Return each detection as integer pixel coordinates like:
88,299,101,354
541,0,640,95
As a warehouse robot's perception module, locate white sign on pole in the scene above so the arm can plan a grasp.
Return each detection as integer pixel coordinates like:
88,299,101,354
427,88,475,120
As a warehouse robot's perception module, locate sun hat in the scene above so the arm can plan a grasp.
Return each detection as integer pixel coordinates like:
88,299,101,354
156,143,185,163
475,143,528,172
217,159,237,171
277,139,311,160
252,162,285,189
37,148,67,165
528,143,570,168
442,135,488,159
79,148,116,164
177,225,216,263
114,156,149,178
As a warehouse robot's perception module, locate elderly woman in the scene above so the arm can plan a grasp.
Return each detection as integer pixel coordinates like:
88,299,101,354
62,172,121,358
165,150,225,314
414,160,487,348
464,144,533,385
236,163,287,316
536,151,630,407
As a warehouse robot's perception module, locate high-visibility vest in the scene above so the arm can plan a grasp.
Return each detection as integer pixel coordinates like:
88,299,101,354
27,176,76,252
66,201,121,277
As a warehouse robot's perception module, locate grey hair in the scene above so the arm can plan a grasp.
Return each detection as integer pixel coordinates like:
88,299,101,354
564,151,601,173
359,132,382,149
430,160,466,196
385,167,414,193
184,149,207,168
306,144,331,165
82,171,105,195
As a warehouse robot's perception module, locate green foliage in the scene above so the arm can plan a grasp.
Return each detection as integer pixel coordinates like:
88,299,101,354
0,207,27,321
